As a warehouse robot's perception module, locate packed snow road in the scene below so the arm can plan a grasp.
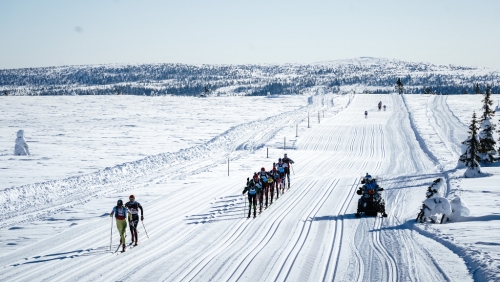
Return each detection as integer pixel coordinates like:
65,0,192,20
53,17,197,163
0,94,472,281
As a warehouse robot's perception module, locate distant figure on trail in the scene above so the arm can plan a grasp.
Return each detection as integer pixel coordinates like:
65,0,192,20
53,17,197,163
364,111,368,118
383,105,386,111
378,101,382,111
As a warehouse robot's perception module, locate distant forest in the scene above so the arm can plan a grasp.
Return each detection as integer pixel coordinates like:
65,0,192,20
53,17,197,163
1,58,499,96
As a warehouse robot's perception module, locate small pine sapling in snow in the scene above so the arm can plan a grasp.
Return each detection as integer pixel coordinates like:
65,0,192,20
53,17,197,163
459,111,482,177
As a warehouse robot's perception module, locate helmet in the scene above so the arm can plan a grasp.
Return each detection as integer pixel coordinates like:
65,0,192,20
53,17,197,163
284,153,287,157
129,194,135,200
366,175,372,182
117,199,123,206
278,158,282,162
261,167,265,171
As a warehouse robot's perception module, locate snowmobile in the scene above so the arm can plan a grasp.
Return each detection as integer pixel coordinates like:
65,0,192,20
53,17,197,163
355,175,387,218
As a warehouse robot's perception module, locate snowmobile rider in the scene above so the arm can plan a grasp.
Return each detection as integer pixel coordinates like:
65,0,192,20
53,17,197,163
282,153,295,188
125,195,144,246
357,174,384,197
110,199,131,252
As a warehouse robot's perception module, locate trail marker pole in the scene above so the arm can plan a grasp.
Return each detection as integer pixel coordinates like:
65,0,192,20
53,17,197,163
318,111,320,124
308,112,310,128
267,147,269,158
296,124,298,137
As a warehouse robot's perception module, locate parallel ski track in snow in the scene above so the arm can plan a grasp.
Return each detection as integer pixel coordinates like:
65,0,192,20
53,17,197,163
0,93,474,282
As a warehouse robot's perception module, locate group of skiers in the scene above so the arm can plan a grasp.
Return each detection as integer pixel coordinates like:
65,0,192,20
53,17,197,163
365,101,386,118
242,153,295,218
110,195,144,252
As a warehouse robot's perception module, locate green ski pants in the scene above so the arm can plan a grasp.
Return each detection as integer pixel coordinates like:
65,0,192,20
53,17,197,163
116,219,127,244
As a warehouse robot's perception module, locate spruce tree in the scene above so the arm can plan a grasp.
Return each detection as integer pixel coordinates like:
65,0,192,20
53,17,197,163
459,111,481,172
478,84,497,162
395,78,405,95
474,83,482,94
424,87,432,94
481,85,495,121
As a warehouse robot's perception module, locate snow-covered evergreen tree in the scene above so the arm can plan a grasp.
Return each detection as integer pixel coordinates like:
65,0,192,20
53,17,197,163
478,85,496,162
395,78,404,94
459,111,482,177
478,117,496,162
481,85,495,121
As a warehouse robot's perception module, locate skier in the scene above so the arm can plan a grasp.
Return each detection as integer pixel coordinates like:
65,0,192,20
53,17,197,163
258,167,270,208
242,181,257,218
271,165,282,199
267,168,275,205
252,172,264,213
125,195,144,246
275,159,286,194
282,153,295,188
383,105,386,111
110,199,131,252
378,101,382,111
364,111,368,118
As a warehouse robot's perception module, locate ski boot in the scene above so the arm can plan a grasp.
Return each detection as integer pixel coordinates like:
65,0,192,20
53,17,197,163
134,240,138,246
248,210,251,218
122,244,126,252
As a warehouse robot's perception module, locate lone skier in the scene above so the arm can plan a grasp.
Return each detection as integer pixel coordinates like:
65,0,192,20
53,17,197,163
125,195,144,246
383,105,386,111
378,101,382,111
364,111,368,118
110,199,131,252
282,153,295,188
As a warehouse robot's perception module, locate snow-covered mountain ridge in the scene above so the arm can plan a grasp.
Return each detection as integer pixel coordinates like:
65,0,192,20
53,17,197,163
1,57,498,96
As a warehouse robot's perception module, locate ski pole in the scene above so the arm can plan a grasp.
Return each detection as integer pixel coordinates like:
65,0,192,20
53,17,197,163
244,194,247,218
110,216,113,251
290,164,295,175
142,220,150,238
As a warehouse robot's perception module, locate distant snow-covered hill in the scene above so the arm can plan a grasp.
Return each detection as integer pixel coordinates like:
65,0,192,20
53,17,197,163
0,58,498,96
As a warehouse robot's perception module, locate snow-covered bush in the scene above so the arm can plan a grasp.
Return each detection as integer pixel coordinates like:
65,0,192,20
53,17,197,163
448,196,470,222
416,178,451,224
14,130,30,156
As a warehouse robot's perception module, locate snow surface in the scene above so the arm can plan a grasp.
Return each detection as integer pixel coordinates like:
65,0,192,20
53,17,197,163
0,93,498,281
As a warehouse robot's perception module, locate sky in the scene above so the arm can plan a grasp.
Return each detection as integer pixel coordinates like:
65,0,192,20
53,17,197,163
0,0,499,70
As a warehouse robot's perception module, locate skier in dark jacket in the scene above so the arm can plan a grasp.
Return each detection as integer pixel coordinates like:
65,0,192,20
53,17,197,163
243,181,258,218
282,153,295,188
125,195,144,246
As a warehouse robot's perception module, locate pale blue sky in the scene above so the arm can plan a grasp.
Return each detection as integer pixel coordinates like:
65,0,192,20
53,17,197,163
1,0,499,69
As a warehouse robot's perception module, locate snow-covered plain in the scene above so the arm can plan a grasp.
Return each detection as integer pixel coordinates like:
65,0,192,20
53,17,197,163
0,93,498,281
